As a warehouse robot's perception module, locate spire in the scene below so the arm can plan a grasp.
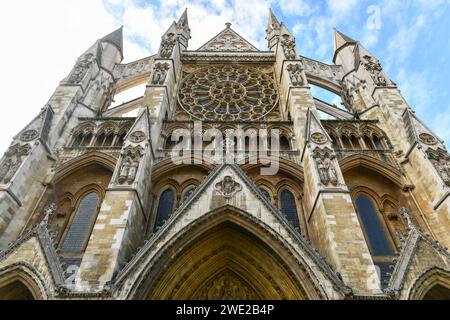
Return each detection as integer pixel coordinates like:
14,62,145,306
178,8,189,27
268,8,280,28
101,26,124,53
333,28,357,53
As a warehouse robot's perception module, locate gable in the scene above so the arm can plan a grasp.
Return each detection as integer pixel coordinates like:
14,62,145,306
197,24,259,52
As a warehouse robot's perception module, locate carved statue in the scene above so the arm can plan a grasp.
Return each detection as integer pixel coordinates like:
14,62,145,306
151,63,170,85
0,144,31,184
118,156,131,184
287,64,306,86
427,148,450,186
41,203,57,227
281,35,296,60
363,55,388,86
68,53,95,84
117,146,144,185
160,33,176,59
313,147,339,187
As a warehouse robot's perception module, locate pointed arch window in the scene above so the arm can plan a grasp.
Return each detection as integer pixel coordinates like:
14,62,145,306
154,189,175,231
61,192,100,254
355,195,394,256
259,187,272,201
280,189,300,231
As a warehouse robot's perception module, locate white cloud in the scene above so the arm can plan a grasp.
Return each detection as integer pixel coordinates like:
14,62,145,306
0,0,118,155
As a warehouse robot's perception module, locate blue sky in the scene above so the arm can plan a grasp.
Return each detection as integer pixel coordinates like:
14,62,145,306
0,0,449,154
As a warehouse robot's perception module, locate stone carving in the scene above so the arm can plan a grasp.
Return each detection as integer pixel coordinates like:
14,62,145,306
195,271,260,300
363,55,388,86
311,132,327,145
419,133,437,145
160,33,176,58
399,207,415,231
41,203,57,227
198,24,258,52
426,148,450,186
118,146,144,185
20,130,39,142
313,147,339,186
281,35,296,60
129,131,146,143
178,65,279,121
67,53,95,84
151,63,170,85
215,175,242,199
287,63,307,86
0,144,31,184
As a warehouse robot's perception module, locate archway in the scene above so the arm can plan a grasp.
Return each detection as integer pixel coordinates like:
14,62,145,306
0,266,45,300
121,206,332,300
422,284,450,300
145,222,308,300
0,281,35,300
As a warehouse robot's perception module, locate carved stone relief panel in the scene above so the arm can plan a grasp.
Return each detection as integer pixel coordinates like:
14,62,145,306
287,63,307,87
426,148,450,186
280,35,296,60
362,55,388,86
214,176,242,199
67,53,95,84
117,146,144,185
151,63,170,85
313,147,339,187
160,33,177,58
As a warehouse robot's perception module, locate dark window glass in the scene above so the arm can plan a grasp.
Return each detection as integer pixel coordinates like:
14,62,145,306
342,136,352,149
373,136,383,150
95,134,105,147
280,136,290,151
61,192,100,254
104,134,114,146
364,136,374,149
183,187,196,202
259,188,271,201
280,190,300,230
351,135,361,149
72,134,83,148
154,189,175,231
355,195,394,256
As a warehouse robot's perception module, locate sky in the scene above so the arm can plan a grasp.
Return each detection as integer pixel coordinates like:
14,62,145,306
0,0,449,155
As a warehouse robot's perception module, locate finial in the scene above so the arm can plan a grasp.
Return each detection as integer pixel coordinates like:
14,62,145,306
225,22,232,29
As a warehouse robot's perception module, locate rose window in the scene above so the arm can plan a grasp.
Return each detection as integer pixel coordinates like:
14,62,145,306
178,65,279,121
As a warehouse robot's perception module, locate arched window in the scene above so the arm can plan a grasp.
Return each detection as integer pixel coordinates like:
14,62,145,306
341,136,352,149
350,135,361,149
364,135,374,149
61,192,100,254
154,189,175,231
80,133,93,147
330,135,340,149
355,195,394,256
95,133,106,147
182,186,196,203
72,133,83,148
280,136,290,151
280,189,300,231
373,136,384,150
259,187,272,201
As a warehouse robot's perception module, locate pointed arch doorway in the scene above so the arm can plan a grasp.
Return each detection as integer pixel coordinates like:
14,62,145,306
136,208,324,300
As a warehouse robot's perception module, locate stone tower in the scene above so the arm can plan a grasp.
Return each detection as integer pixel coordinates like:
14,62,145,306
0,10,449,300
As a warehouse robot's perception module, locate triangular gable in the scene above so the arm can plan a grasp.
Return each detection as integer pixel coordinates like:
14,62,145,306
306,108,332,145
403,108,444,147
14,105,54,151
197,24,259,52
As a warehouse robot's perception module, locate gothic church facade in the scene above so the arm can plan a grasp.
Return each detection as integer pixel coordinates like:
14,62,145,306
0,10,449,300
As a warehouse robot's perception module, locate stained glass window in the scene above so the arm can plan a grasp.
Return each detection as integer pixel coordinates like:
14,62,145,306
355,195,394,256
280,189,300,230
61,192,99,254
154,189,175,231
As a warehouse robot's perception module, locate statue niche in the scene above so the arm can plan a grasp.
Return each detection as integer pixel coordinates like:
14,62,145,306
118,146,144,185
313,147,339,187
